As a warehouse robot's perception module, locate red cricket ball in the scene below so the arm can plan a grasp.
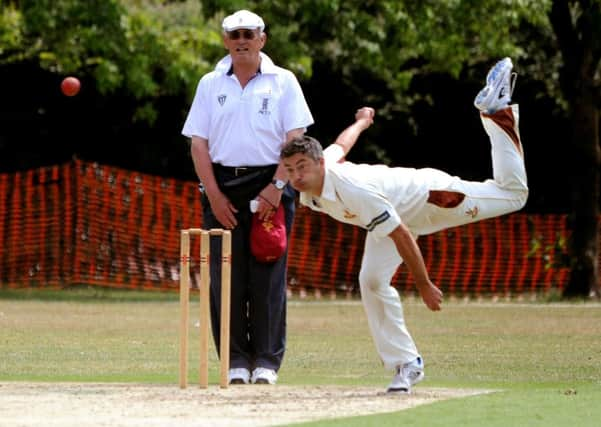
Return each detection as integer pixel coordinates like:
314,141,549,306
61,76,81,97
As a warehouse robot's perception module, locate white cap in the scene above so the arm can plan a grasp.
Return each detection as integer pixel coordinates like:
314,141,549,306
222,10,265,32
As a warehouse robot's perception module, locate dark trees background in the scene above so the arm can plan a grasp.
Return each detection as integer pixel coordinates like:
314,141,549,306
1,0,599,297
549,0,601,297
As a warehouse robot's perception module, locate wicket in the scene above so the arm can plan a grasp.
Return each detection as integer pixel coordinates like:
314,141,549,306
179,228,232,389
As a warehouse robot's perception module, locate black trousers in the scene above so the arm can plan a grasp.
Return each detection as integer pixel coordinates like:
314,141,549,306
202,166,295,371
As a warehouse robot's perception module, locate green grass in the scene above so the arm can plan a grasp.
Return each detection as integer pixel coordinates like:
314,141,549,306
297,385,601,427
1,289,600,426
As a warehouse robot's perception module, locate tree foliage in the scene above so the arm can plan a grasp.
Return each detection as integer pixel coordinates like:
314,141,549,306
1,0,225,122
0,0,556,122
232,1,549,113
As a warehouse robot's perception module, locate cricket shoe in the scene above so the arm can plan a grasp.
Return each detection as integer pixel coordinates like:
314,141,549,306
251,367,278,385
387,356,425,394
228,368,251,385
474,57,517,113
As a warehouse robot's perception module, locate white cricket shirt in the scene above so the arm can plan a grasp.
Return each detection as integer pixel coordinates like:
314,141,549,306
182,52,314,166
299,145,444,238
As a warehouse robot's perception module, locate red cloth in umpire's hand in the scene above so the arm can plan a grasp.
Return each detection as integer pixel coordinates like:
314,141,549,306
251,204,286,263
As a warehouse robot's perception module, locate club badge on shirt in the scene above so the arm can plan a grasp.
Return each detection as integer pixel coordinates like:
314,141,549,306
343,209,357,219
465,206,479,218
259,98,271,115
218,94,226,106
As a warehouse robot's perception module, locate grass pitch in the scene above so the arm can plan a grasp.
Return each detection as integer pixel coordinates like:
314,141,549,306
0,289,600,426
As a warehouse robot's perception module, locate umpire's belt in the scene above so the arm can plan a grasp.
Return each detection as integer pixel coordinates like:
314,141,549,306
212,163,276,178
211,163,277,209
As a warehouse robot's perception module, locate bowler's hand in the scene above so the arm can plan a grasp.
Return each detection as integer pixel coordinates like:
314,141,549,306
355,107,375,127
418,280,443,311
208,191,238,229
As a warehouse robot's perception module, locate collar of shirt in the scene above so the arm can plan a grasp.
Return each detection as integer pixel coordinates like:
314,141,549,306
226,64,260,76
214,52,278,75
319,166,337,201
318,144,346,202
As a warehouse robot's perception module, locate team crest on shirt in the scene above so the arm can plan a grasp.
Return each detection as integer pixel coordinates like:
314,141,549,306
218,94,226,106
343,209,357,219
465,206,479,218
259,98,270,115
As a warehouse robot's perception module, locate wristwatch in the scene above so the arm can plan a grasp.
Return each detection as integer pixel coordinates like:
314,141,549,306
271,179,287,190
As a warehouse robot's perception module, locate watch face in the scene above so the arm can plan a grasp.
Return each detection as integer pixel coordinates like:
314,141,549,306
274,179,285,190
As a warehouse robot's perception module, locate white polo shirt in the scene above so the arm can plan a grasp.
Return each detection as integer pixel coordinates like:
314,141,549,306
182,52,314,166
299,145,440,238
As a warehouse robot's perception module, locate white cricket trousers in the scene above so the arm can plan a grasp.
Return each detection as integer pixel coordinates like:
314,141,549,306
359,105,528,370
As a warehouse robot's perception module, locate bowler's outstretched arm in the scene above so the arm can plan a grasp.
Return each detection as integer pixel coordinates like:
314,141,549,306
388,224,443,311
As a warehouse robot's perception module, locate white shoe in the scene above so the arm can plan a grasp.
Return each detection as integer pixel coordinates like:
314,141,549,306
474,57,517,113
251,367,278,385
228,368,250,385
387,356,425,394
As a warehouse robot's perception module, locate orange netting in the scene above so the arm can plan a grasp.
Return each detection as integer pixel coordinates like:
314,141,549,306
0,160,578,296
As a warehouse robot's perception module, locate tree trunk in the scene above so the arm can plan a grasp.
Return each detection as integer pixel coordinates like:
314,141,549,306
563,89,600,298
550,0,601,299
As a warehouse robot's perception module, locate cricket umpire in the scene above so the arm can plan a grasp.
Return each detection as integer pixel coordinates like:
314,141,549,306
181,10,314,385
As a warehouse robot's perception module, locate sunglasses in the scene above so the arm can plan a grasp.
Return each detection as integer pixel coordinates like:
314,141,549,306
226,29,258,40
